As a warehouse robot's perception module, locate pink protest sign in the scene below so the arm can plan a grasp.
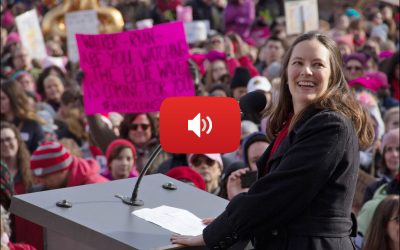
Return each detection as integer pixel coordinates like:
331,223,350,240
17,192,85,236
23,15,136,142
76,21,194,115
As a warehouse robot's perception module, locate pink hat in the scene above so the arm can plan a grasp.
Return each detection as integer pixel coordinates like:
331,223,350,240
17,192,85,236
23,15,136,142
380,128,399,154
30,142,73,177
206,50,226,63
106,139,137,165
6,32,20,46
166,166,206,190
1,10,14,27
335,34,354,50
349,72,389,92
187,153,223,169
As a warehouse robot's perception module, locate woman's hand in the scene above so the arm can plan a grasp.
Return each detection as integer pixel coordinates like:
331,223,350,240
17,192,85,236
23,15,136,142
227,168,250,200
170,234,205,246
202,217,215,225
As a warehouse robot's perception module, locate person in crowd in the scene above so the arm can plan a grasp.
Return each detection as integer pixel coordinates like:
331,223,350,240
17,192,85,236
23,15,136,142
204,59,230,90
171,32,374,249
0,122,33,195
41,75,65,112
383,107,399,133
10,45,41,80
356,174,399,243
166,166,206,191
247,75,272,104
223,0,255,40
363,128,399,204
230,67,250,100
188,153,224,196
226,132,269,200
1,80,44,153
348,18,367,49
1,205,37,250
335,34,354,56
36,65,67,101
255,36,286,74
11,70,37,95
343,52,368,81
380,51,399,101
362,195,399,250
101,139,138,180
88,113,169,174
30,141,108,190
208,83,230,97
223,120,259,162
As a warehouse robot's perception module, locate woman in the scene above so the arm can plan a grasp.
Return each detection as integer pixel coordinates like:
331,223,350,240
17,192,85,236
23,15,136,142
171,33,374,249
1,80,44,152
88,113,169,174
101,139,139,180
363,195,399,250
343,52,368,81
42,75,65,112
0,121,32,195
204,60,230,90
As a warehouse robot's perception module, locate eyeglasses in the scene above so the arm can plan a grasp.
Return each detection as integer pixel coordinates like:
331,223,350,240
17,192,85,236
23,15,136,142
346,66,363,72
390,216,400,223
191,157,216,167
129,123,150,131
0,137,16,144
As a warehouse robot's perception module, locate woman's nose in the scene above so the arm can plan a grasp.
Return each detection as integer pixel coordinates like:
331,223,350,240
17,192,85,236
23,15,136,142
301,66,312,76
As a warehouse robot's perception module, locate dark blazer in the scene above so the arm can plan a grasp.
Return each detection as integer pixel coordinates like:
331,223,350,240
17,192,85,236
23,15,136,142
203,107,359,250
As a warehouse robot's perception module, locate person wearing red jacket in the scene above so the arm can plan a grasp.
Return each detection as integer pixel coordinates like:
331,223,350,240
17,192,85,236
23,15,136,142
30,141,109,189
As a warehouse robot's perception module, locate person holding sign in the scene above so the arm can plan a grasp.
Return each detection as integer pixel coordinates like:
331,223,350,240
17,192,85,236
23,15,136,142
171,33,374,249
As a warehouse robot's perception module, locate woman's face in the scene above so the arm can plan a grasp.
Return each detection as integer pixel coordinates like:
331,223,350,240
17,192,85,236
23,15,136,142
0,90,11,115
128,114,152,147
387,210,399,247
110,148,134,179
384,143,399,175
345,59,364,80
211,60,228,82
44,78,64,102
386,112,400,132
247,141,269,171
287,39,331,114
263,41,285,64
18,75,35,92
0,128,18,159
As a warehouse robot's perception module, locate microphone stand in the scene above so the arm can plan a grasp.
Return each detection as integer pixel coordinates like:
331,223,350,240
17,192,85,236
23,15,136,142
118,144,162,206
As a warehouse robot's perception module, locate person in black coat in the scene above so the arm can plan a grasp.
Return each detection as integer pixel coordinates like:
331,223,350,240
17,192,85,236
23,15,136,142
171,33,375,249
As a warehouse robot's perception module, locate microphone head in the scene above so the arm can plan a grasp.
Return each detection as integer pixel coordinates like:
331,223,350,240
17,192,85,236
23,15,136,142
239,90,267,114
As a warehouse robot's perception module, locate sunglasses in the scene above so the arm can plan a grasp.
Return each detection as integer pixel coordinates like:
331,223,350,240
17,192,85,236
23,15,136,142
191,157,216,167
129,123,150,131
346,66,363,72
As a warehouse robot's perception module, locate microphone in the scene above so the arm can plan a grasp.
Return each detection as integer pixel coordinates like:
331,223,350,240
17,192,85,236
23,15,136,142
116,144,163,206
239,90,267,117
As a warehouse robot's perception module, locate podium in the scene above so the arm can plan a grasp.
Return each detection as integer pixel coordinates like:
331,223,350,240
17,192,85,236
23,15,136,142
10,174,229,250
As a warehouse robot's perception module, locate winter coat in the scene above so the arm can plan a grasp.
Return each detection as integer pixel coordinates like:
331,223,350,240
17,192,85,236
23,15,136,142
203,107,359,249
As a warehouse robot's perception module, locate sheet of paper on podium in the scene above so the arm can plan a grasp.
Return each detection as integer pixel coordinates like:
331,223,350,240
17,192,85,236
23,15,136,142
133,205,206,236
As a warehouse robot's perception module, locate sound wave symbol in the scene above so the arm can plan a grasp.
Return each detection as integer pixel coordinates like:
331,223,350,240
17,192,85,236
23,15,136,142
201,116,212,134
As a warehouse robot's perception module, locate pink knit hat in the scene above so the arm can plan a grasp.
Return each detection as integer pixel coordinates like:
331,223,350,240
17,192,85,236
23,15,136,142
349,72,389,92
380,128,400,154
31,142,73,177
187,153,223,170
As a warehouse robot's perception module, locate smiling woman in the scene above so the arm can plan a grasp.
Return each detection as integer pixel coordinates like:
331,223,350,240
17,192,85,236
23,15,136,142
171,33,375,250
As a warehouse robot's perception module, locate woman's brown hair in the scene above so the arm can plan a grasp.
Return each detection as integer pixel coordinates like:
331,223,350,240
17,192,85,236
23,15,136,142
363,195,399,250
119,113,157,141
266,32,374,149
0,80,41,123
0,121,33,191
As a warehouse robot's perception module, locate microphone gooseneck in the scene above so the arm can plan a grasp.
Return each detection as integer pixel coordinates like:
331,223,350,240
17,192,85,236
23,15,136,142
118,144,162,206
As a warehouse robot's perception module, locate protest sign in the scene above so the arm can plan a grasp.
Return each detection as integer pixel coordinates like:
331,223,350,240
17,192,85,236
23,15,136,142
65,10,99,63
76,21,194,115
184,20,209,44
15,9,47,60
284,0,319,35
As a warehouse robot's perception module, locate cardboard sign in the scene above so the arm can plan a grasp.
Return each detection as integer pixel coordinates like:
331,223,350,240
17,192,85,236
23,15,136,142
15,9,47,59
76,21,194,115
65,10,99,63
284,0,319,35
184,20,210,44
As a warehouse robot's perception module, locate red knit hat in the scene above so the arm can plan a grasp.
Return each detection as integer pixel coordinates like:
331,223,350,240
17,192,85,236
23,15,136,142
166,166,206,191
105,139,137,166
30,142,73,177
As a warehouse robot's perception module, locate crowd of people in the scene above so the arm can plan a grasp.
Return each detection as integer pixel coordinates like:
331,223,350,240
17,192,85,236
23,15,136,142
0,0,399,250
